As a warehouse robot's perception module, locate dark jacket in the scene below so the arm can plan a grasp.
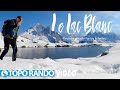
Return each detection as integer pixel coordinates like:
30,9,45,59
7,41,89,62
2,19,19,39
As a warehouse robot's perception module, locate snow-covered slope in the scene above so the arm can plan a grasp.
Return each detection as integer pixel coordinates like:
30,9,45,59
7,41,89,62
17,36,48,48
0,43,120,79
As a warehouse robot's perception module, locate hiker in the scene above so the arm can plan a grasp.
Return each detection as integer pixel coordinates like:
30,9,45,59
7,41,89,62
0,16,23,61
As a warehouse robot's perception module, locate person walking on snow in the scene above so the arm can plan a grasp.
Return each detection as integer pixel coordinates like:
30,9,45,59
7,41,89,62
0,16,23,61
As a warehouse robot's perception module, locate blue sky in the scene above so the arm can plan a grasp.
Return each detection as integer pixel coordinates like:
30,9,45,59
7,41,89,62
0,11,119,36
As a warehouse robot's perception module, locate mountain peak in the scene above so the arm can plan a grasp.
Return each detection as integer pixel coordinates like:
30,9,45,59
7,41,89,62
21,23,63,43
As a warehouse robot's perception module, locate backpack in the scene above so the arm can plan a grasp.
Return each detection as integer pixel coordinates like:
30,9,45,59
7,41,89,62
2,19,19,39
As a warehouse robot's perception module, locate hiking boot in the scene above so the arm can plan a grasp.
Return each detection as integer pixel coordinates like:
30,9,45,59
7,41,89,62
12,59,16,62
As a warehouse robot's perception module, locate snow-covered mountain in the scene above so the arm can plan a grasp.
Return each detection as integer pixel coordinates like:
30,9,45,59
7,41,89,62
82,32,120,43
20,23,63,43
0,23,65,48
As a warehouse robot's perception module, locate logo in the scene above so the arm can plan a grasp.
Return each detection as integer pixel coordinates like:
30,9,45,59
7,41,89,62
1,70,9,77
55,69,77,77
0,70,55,77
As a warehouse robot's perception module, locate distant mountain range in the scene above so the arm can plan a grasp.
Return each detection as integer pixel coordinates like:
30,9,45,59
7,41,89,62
63,32,120,43
84,32,120,43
